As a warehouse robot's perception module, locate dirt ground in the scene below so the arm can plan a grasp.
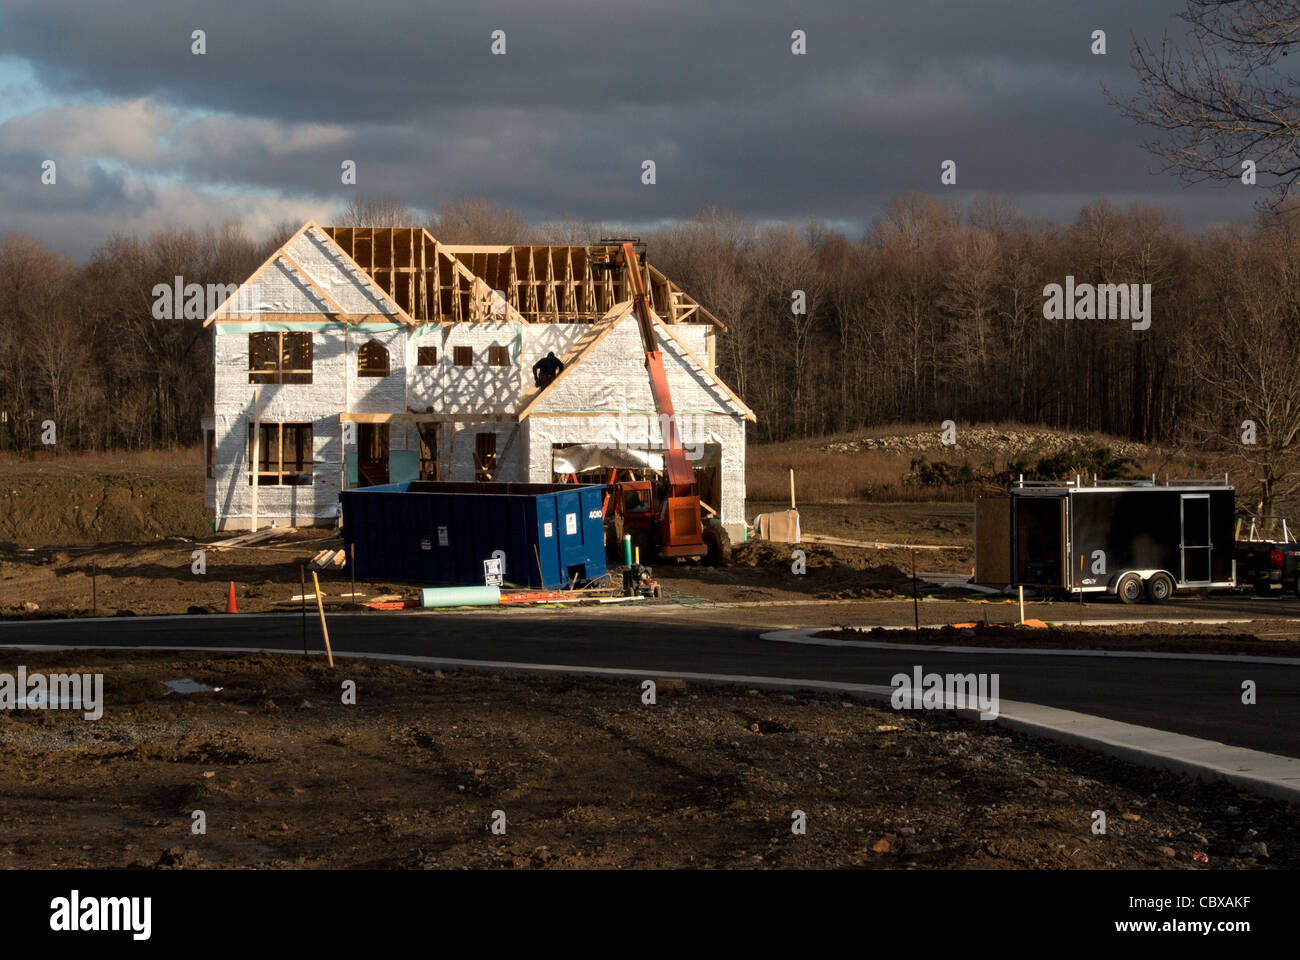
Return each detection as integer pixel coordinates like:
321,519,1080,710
754,500,973,547
653,537,970,605
0,454,208,545
827,621,1300,658
0,649,1293,870
0,501,973,618
0,532,407,618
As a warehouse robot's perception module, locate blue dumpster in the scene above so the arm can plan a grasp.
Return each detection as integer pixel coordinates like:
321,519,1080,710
339,481,607,590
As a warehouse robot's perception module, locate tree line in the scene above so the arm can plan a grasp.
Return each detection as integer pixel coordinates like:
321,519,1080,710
2,191,1299,505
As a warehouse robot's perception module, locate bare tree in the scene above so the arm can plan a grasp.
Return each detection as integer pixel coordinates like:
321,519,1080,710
1188,221,1300,512
338,194,418,227
432,197,532,242
1114,0,1300,199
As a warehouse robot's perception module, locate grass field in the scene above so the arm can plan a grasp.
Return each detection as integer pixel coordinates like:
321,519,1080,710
746,422,1181,503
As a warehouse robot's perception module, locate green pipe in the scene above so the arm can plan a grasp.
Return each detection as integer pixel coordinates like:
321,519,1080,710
623,534,633,566
420,585,501,608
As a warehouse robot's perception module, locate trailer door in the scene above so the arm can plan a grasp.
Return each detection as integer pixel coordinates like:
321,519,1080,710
974,497,1012,586
1181,494,1212,584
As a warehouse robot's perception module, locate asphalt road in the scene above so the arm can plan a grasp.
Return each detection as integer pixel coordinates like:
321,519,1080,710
1,595,1297,759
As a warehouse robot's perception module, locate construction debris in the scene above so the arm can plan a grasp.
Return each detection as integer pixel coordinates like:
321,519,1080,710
162,678,216,695
803,533,960,551
755,468,802,542
310,548,345,570
210,527,297,550
361,599,420,610
755,510,801,542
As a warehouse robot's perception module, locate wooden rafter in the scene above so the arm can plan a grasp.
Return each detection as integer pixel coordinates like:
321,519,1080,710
277,250,349,318
313,227,724,330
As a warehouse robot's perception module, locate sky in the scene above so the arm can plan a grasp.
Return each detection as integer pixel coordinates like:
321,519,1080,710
0,0,1265,258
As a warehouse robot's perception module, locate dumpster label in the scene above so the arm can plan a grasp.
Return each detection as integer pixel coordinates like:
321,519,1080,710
565,512,577,535
543,522,553,538
588,509,602,520
420,539,431,551
483,557,504,586
437,526,449,547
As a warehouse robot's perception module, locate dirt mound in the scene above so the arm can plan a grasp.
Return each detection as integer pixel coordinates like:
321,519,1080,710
729,540,913,598
0,462,207,546
820,426,1153,460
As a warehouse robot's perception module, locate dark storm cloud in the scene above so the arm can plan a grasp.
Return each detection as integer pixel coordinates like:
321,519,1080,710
0,0,1262,252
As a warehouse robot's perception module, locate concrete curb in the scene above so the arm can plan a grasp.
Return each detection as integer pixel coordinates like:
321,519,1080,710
761,628,1300,803
765,627,1300,666
3,638,1298,805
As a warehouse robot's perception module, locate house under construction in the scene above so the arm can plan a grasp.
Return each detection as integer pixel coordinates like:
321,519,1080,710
201,221,754,540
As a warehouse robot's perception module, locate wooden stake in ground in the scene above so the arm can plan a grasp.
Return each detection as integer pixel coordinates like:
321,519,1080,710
310,571,334,667
1018,585,1025,625
90,559,97,617
250,387,262,532
789,468,796,510
911,549,919,632
300,564,308,657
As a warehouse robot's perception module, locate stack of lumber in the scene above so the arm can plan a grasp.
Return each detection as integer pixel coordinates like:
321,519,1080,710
210,527,296,550
310,548,346,569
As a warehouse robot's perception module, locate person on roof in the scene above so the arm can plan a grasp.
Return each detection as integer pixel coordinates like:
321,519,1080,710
532,351,565,388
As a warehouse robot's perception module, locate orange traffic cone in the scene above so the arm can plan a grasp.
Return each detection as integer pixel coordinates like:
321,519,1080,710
227,581,238,614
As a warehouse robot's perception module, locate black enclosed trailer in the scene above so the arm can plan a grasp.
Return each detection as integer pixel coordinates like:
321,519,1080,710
974,478,1236,603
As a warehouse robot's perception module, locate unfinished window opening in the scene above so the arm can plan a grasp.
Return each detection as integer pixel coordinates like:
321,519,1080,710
417,423,440,480
249,332,312,384
205,429,215,480
454,345,473,366
475,432,497,481
358,340,390,377
417,346,438,366
356,423,390,486
247,421,313,486
487,345,510,367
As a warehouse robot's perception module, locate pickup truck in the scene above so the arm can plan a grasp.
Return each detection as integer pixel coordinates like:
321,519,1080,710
1233,514,1300,597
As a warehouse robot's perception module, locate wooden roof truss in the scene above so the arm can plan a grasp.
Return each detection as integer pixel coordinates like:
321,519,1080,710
320,228,721,329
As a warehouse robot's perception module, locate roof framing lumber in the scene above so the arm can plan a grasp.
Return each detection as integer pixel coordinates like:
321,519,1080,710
277,249,349,317
202,220,413,328
340,412,516,423
317,227,724,330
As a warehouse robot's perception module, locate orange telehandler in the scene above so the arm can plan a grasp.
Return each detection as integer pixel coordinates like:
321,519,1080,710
599,241,729,566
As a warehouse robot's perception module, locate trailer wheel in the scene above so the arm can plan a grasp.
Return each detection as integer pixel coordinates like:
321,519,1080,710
1116,572,1144,604
1146,572,1175,604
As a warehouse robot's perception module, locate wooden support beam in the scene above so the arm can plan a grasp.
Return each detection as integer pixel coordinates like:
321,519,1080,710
250,388,262,532
278,250,349,316
213,312,399,324
340,412,517,423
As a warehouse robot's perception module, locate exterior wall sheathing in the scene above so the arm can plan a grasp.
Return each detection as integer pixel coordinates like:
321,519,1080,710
208,226,744,533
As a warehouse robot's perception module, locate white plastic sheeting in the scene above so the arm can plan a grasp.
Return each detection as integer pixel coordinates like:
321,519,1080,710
552,441,722,474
